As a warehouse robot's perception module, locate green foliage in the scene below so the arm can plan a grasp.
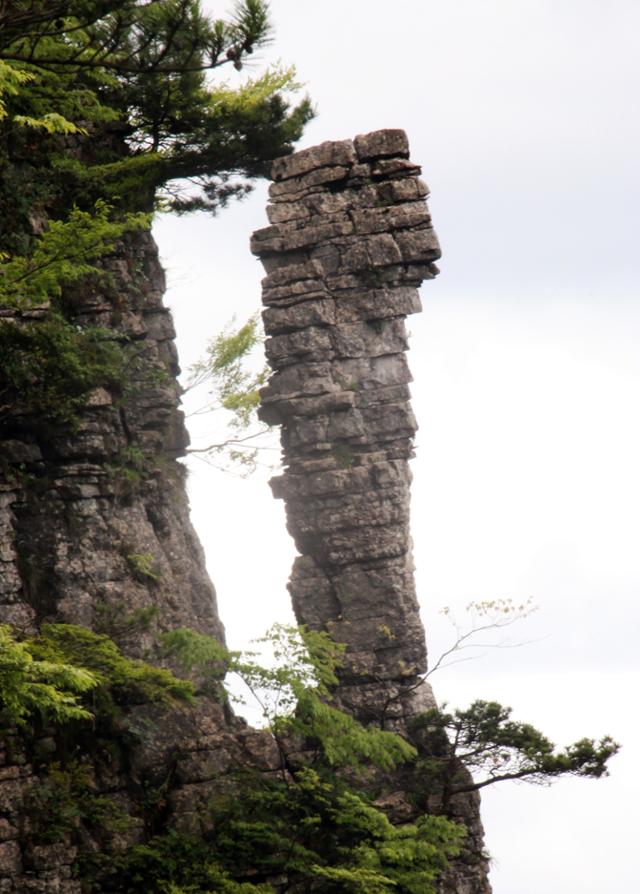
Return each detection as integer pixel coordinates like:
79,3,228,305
29,624,194,710
0,1,313,225
11,623,455,892
26,759,131,845
109,767,464,894
411,699,620,806
106,446,149,498
0,313,127,429
0,59,34,120
188,315,266,428
0,201,149,307
160,626,230,676
111,828,275,893
94,601,159,645
164,623,416,773
289,690,417,772
0,623,194,733
185,315,271,472
1,619,619,891
0,624,97,726
127,552,162,583
0,4,310,445
0,0,312,408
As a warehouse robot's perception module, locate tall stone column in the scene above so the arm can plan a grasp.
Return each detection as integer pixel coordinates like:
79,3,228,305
251,130,439,730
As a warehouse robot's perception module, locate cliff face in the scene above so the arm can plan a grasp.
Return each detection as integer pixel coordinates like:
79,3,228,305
0,230,223,647
0,231,281,893
0,131,490,894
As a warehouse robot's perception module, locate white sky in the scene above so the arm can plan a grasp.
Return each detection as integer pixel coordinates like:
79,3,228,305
153,2,640,890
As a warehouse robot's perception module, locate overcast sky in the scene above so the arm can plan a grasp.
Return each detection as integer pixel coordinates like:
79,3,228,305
154,2,640,890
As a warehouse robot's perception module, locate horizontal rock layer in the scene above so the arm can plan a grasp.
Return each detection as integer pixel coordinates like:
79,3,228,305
0,232,223,648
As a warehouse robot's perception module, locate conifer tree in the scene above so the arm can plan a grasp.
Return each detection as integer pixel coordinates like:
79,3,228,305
0,1,312,249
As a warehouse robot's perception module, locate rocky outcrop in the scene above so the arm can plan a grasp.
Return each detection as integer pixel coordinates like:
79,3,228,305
0,231,224,650
252,131,492,893
0,131,490,894
251,129,439,731
0,230,282,893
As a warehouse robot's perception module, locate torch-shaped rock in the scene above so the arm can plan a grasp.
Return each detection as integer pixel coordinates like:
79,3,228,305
252,130,440,730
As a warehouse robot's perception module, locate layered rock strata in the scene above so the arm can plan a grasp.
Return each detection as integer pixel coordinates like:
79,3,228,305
0,231,223,649
0,133,490,894
253,131,492,892
0,231,282,893
251,129,439,730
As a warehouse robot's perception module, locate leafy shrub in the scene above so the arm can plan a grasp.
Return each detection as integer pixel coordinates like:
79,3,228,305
127,552,161,583
0,202,149,308
0,624,193,731
0,624,96,726
29,624,194,710
103,766,464,894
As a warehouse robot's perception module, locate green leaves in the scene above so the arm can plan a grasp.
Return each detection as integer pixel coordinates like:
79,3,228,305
162,622,417,774
5,619,615,892
0,2,313,223
185,315,272,472
412,699,620,799
0,624,97,725
0,623,194,729
0,315,125,429
0,201,149,307
308,807,464,894
291,690,417,771
188,314,266,426
31,623,195,707
0,59,33,119
160,626,231,681
115,763,464,894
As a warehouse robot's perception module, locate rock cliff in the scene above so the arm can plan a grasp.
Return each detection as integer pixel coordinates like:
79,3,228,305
0,230,223,647
0,131,490,893
0,231,281,892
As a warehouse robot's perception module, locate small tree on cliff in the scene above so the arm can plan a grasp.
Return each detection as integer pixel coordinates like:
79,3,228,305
183,314,275,473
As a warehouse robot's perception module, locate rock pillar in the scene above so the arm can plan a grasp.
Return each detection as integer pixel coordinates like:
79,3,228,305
251,129,439,729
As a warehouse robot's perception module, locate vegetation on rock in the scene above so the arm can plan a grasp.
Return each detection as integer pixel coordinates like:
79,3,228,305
0,622,194,728
0,6,621,894
0,0,312,433
185,314,272,472
0,621,619,891
0,0,312,233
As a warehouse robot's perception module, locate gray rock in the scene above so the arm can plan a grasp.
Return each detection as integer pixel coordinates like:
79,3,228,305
354,129,410,161
253,130,437,725
254,132,491,894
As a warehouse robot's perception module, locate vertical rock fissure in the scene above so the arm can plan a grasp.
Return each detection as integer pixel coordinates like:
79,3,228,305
252,129,440,732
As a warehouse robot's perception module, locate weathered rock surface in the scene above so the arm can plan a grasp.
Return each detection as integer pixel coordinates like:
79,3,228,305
0,231,223,650
253,130,492,893
0,230,284,893
252,129,439,729
0,131,490,894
